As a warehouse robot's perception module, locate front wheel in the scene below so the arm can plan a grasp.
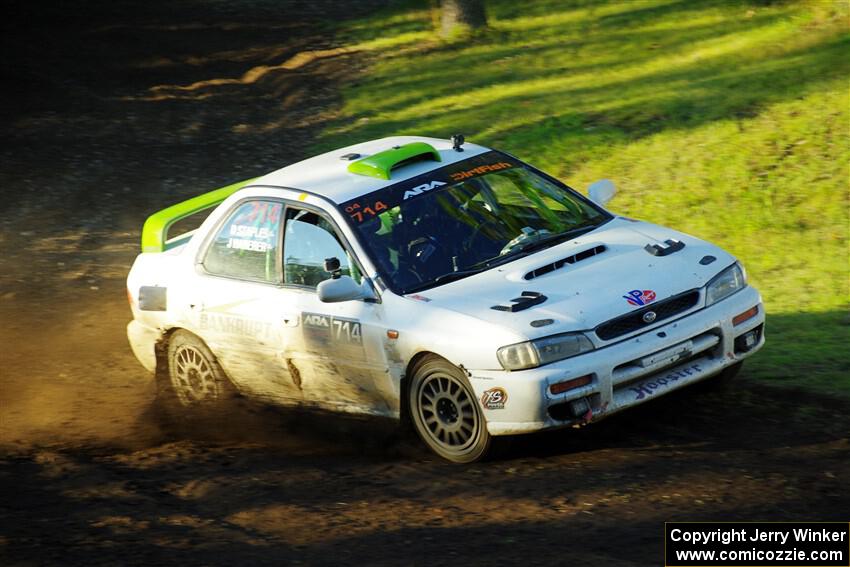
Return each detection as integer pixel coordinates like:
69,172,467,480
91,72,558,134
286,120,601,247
408,356,491,463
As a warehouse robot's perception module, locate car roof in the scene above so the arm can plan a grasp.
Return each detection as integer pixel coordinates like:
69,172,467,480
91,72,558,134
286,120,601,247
251,136,491,204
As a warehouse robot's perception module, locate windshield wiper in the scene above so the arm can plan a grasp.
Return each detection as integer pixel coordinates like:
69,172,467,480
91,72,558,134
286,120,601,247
470,221,605,270
507,223,600,256
403,267,488,294
434,268,488,284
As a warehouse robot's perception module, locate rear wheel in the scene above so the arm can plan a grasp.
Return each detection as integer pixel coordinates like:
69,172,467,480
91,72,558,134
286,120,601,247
408,356,491,463
161,330,234,414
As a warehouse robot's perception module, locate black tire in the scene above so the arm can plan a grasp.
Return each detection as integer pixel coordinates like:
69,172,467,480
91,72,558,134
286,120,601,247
408,355,492,463
160,330,235,416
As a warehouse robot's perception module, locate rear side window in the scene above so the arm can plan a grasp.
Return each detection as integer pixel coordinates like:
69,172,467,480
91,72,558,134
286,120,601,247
203,200,283,282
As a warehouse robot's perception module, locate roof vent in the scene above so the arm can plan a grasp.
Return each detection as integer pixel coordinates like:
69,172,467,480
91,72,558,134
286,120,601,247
523,245,607,280
347,142,441,180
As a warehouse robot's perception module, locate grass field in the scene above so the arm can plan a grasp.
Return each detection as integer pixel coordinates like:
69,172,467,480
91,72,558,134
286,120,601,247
314,0,849,395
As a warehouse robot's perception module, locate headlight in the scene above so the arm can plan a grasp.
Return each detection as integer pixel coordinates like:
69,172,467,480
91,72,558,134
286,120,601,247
497,332,595,371
706,262,746,306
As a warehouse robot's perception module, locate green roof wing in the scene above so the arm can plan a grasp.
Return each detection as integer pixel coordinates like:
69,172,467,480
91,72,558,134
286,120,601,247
141,177,257,253
348,142,441,180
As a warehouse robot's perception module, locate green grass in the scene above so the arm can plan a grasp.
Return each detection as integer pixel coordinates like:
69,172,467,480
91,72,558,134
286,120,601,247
316,0,850,395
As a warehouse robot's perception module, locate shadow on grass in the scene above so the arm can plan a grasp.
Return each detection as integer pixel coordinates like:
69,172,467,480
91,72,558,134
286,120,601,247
318,0,849,172
746,309,850,393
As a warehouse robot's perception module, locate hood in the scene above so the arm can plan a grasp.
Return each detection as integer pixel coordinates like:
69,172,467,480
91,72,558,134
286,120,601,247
411,217,735,340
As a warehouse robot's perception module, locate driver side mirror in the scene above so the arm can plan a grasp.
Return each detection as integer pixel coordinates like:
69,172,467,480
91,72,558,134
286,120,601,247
588,179,616,207
317,275,376,303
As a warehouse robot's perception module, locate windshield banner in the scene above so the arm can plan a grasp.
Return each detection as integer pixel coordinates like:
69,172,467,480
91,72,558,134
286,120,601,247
339,150,516,225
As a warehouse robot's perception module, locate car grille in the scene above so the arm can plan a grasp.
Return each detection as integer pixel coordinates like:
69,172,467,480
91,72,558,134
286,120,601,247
595,290,700,341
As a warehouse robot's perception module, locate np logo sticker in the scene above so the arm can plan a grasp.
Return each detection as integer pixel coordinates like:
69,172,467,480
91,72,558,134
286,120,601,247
623,289,656,306
481,387,508,410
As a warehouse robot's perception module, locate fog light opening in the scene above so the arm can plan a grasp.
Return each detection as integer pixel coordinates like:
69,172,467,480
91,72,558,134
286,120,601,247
734,324,763,354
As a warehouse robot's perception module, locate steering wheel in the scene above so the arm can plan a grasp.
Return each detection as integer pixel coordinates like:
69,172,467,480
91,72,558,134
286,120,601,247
406,235,443,265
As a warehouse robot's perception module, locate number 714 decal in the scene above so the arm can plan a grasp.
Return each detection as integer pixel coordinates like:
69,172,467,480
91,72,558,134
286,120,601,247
302,312,363,346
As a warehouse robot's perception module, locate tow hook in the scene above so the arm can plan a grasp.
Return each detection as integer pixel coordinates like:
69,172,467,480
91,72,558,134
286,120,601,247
569,397,593,424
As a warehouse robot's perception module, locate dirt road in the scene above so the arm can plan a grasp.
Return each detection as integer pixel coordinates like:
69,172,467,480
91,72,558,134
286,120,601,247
1,2,848,565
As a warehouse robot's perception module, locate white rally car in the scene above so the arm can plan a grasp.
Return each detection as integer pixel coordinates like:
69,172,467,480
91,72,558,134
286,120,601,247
127,135,765,462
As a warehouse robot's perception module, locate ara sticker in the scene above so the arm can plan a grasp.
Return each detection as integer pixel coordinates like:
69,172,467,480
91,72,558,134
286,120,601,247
480,387,508,410
402,180,446,201
623,289,656,306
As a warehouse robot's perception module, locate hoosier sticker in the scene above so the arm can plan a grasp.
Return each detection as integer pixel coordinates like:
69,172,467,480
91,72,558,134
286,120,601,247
631,363,703,400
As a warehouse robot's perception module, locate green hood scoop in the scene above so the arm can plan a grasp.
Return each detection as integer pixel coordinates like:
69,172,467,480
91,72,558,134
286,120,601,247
347,142,441,180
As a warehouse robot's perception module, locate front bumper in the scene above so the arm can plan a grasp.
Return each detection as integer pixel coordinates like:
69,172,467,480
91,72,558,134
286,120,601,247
469,286,765,436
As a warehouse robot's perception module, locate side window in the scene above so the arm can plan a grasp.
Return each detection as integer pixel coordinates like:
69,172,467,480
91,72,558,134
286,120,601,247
283,207,361,288
203,200,283,282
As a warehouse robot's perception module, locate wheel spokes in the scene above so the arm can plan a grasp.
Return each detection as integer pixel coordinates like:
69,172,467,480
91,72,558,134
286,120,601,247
172,345,217,404
418,372,479,451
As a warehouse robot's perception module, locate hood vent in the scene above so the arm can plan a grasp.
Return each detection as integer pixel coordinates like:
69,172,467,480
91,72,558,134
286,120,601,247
523,245,607,281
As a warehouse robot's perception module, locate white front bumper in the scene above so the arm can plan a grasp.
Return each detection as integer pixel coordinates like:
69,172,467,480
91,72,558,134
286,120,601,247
469,286,765,436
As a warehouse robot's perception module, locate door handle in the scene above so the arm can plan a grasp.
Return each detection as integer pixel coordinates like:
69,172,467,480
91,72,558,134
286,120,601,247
282,313,300,327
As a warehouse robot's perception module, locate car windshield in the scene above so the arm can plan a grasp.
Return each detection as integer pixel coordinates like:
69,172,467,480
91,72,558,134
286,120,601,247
339,151,611,294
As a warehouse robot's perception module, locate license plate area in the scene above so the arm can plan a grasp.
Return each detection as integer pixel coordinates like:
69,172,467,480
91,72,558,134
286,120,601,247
638,340,693,369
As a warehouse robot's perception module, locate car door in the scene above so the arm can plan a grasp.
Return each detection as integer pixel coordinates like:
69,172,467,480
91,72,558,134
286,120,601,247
278,204,397,417
192,198,304,402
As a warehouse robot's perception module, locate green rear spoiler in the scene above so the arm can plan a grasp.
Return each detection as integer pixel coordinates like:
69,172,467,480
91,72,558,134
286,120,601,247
141,177,257,253
348,142,441,180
